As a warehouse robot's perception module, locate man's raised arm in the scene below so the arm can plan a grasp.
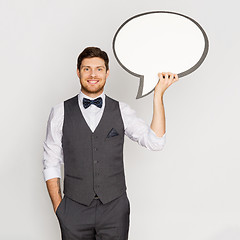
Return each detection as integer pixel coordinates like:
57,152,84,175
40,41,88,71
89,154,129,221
150,72,179,137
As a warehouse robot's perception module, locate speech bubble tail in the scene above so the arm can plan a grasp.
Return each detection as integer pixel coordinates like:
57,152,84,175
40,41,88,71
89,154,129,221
136,74,159,99
136,75,144,99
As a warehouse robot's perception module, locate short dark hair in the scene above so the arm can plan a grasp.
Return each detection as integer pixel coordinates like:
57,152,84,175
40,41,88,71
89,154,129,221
77,47,109,71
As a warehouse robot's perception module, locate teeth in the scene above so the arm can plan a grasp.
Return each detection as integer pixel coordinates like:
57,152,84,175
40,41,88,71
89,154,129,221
88,80,98,84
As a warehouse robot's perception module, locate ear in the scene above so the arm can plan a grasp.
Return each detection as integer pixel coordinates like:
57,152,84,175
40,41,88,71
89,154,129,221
106,69,110,78
77,68,80,78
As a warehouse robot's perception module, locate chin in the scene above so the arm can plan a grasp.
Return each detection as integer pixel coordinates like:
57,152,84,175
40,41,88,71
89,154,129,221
82,86,104,95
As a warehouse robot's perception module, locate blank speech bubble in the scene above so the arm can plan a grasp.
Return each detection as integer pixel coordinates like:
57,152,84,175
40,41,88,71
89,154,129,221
112,11,209,99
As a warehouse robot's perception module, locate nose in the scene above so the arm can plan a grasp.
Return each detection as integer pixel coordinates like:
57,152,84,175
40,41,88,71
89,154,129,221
90,69,96,78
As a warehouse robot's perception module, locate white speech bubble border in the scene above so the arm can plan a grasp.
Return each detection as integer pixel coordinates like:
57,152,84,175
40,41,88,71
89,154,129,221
112,11,209,99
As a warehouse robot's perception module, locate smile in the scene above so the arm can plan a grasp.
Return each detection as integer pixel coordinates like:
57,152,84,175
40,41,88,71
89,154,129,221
87,80,99,85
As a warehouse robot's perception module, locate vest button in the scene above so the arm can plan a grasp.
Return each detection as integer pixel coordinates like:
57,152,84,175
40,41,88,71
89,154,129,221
94,160,98,164
93,147,98,151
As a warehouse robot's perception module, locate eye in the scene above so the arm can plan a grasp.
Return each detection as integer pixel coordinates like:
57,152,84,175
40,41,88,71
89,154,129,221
84,68,89,71
97,68,102,71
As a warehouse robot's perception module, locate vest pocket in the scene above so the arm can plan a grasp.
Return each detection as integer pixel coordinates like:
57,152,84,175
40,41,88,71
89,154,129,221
105,134,121,142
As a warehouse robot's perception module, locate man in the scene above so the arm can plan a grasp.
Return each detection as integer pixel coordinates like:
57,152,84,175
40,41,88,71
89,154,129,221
43,47,178,240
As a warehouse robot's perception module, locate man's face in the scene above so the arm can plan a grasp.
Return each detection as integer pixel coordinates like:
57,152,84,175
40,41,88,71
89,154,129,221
77,57,109,98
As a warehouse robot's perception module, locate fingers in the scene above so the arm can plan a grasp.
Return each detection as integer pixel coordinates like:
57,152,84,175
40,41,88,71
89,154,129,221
168,72,174,81
173,73,179,82
158,72,179,81
158,73,164,81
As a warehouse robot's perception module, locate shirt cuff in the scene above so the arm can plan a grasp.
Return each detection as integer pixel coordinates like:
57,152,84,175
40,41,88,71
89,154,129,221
43,166,61,182
148,128,166,150
149,128,166,139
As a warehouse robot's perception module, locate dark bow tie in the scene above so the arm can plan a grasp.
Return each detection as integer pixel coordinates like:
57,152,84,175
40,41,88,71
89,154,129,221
83,97,103,109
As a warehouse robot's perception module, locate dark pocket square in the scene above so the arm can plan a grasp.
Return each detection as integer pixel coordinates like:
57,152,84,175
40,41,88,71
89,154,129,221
107,128,119,138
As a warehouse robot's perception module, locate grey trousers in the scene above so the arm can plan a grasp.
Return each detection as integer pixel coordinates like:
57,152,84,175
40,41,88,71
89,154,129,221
56,192,130,240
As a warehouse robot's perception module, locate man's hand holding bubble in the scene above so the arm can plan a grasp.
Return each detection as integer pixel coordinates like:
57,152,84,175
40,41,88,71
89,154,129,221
155,72,179,97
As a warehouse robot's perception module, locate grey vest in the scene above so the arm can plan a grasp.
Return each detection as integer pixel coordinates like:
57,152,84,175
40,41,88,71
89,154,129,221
62,94,127,206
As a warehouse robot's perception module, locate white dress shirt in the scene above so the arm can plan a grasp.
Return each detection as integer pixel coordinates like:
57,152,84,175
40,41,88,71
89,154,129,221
43,90,166,181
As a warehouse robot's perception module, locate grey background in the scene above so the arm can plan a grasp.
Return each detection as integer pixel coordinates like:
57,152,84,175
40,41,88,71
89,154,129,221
0,0,239,239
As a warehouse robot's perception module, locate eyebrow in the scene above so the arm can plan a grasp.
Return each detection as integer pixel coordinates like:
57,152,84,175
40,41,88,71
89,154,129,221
81,65,105,68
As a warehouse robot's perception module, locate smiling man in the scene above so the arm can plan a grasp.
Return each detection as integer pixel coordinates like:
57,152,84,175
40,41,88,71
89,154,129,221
43,47,178,240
